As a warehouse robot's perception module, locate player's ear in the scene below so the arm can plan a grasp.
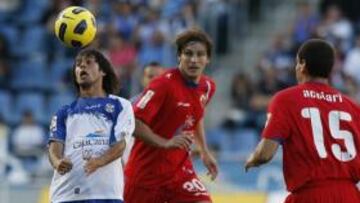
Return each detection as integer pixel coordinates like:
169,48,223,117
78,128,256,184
300,61,308,75
299,58,306,66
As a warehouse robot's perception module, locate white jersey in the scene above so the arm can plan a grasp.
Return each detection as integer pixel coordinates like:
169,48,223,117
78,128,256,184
121,94,139,165
48,95,135,203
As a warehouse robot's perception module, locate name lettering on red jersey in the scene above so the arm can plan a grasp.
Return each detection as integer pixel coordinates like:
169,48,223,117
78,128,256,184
136,90,155,109
303,90,343,103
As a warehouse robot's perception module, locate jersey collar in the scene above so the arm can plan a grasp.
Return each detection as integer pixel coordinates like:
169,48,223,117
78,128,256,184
176,68,200,88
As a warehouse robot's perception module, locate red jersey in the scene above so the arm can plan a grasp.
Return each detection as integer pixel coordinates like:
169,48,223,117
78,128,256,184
262,82,360,192
125,68,216,186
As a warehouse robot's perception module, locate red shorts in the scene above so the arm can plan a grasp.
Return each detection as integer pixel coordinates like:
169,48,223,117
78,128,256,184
124,168,212,203
285,179,360,203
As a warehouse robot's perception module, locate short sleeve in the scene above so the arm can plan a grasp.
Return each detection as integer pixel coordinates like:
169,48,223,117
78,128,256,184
206,79,216,105
133,77,169,124
112,99,135,145
262,93,291,141
48,106,68,144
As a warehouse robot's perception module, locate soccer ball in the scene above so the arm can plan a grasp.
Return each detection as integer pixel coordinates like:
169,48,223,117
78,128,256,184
54,6,97,48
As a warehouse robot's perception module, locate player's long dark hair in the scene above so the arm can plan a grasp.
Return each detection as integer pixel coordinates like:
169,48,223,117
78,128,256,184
72,49,119,95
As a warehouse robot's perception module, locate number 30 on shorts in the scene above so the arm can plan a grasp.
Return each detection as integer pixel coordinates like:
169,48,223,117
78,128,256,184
182,178,207,192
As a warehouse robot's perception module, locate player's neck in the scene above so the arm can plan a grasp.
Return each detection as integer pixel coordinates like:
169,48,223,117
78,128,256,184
178,69,201,84
303,77,329,85
79,86,106,98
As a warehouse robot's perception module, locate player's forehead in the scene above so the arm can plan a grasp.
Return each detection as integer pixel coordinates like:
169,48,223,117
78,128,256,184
144,66,162,74
181,41,207,53
75,54,96,63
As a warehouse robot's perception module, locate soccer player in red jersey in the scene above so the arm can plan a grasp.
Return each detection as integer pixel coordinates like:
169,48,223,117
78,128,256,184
124,29,218,203
245,39,360,203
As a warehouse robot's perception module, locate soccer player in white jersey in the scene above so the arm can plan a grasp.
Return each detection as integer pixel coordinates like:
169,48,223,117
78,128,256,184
48,49,135,203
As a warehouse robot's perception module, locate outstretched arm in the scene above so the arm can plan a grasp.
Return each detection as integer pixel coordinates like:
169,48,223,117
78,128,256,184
194,118,218,180
244,138,279,172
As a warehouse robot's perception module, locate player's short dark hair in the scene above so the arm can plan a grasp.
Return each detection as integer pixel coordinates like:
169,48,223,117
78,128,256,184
175,28,213,57
144,61,160,68
72,49,119,95
297,39,335,78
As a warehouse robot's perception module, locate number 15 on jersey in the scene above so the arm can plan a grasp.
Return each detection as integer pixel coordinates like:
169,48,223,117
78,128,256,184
301,107,357,162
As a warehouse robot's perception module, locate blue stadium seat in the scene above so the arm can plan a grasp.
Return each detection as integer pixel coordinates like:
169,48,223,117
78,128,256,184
14,92,47,124
11,59,49,91
16,0,49,25
0,11,10,23
49,59,73,92
13,26,46,57
48,93,75,120
218,128,259,159
206,127,226,149
234,129,259,155
0,90,15,124
0,25,19,56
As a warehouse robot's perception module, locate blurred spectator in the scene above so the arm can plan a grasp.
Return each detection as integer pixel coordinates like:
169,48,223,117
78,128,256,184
0,59,10,89
85,0,112,31
329,43,346,90
11,111,46,162
197,0,230,55
132,61,164,100
113,1,139,41
141,61,164,89
343,34,360,84
292,2,319,47
231,73,254,108
319,0,360,23
316,4,353,52
108,34,137,73
250,67,289,131
0,33,10,59
134,8,163,46
261,34,293,71
259,34,294,86
214,0,230,55
222,72,255,130
248,0,262,22
0,116,9,178
107,34,137,98
343,76,360,103
0,0,19,12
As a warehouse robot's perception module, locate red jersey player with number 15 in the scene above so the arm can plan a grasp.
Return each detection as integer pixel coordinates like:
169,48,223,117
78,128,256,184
245,39,360,203
124,29,218,203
